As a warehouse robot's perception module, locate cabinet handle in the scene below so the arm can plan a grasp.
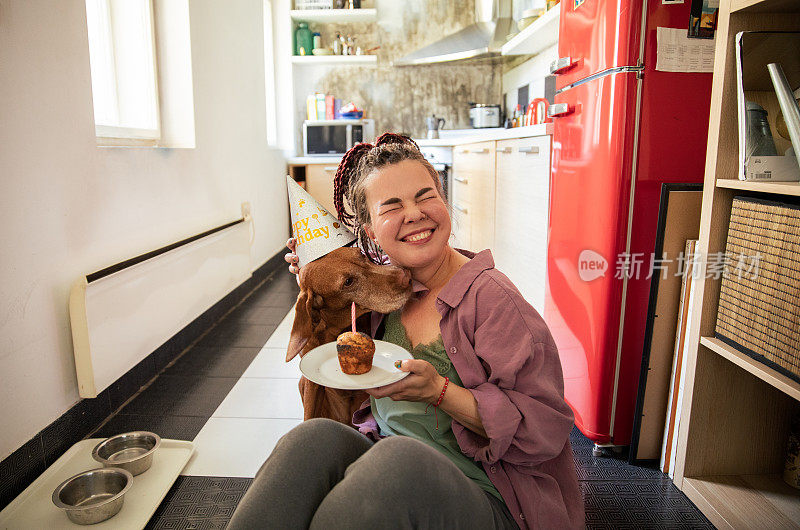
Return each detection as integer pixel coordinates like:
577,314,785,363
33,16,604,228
454,176,469,184
518,146,540,155
323,166,338,172
497,147,513,154
459,148,469,154
453,204,468,214
470,148,489,154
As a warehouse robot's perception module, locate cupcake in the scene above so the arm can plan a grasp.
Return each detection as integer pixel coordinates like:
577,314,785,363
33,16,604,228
336,331,375,375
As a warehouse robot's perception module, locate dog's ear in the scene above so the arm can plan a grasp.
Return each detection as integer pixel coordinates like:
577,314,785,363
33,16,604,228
287,288,323,362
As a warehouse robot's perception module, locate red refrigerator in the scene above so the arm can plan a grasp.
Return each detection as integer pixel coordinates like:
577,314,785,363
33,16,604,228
545,0,712,449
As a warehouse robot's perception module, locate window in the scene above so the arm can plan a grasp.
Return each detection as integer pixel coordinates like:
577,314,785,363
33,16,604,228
85,0,160,145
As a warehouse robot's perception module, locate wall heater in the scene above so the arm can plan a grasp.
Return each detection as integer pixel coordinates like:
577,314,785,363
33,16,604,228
69,207,253,398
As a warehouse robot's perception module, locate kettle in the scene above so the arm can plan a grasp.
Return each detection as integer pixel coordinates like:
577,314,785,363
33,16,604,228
426,115,446,139
525,98,551,126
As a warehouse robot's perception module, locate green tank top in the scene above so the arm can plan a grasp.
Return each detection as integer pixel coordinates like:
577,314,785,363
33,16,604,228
372,310,503,501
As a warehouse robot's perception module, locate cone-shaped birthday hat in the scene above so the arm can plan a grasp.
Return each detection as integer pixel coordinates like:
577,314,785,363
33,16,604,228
286,176,356,267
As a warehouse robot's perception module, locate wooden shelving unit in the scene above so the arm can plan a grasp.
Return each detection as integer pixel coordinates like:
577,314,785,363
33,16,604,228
500,6,559,57
672,1,800,529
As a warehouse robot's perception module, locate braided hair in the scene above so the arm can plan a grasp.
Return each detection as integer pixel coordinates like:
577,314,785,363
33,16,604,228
332,132,444,264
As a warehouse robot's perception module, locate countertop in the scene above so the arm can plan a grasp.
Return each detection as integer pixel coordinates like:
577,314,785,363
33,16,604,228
413,123,553,147
286,124,553,165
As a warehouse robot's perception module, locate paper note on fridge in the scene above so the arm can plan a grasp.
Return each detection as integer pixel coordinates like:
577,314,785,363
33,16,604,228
655,27,715,73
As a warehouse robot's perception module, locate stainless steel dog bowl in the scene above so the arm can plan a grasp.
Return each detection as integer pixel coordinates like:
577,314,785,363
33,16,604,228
52,467,133,525
92,431,161,476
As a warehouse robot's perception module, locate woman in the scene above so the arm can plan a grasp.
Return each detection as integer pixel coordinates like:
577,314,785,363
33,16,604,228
227,134,583,530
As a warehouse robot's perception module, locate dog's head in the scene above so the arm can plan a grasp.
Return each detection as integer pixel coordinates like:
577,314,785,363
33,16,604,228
287,246,412,361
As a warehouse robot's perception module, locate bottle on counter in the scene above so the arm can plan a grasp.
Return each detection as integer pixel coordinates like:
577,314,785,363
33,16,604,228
312,32,322,52
295,22,313,56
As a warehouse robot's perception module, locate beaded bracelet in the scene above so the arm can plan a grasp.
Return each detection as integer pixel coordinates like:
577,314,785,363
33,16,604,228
425,376,449,430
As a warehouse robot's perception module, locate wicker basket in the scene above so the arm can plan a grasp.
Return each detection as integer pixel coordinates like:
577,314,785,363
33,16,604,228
715,196,800,383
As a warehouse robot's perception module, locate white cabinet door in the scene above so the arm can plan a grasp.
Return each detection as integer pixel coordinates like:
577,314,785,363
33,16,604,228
305,164,339,214
493,136,551,313
452,141,495,252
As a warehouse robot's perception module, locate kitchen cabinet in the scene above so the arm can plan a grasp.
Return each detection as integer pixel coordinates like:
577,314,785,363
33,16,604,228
452,141,496,252
493,136,551,313
500,4,560,57
305,163,339,214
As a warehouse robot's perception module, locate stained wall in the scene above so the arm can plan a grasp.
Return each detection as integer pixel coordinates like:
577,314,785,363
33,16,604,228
293,0,504,142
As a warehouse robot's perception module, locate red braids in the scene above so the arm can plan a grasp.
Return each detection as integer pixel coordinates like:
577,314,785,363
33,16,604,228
333,142,373,228
375,132,419,150
332,133,417,228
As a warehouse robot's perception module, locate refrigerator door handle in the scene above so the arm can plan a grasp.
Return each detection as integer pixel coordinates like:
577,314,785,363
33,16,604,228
547,103,574,118
550,57,576,75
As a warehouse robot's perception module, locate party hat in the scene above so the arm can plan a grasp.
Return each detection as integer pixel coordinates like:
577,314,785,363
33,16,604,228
286,176,356,267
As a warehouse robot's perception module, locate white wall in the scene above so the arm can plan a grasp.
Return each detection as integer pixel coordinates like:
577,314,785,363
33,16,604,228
502,43,558,112
0,0,289,461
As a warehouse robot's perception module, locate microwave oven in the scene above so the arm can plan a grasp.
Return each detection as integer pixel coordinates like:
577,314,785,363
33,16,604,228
303,119,375,157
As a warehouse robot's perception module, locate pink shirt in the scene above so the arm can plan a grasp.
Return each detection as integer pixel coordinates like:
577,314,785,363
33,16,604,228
353,249,584,529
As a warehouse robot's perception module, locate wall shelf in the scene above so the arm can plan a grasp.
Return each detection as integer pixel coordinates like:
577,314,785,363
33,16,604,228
700,337,800,402
500,6,559,57
716,178,800,197
290,54,377,66
683,475,800,529
289,8,377,23
731,0,800,14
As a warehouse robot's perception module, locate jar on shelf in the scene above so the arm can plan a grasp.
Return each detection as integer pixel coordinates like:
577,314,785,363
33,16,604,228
295,22,313,56
312,32,322,51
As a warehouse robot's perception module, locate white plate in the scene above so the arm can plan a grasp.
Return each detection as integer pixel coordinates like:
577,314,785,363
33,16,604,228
299,340,412,390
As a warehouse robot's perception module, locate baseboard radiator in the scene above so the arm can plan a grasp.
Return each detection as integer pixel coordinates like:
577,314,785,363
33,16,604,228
69,208,253,398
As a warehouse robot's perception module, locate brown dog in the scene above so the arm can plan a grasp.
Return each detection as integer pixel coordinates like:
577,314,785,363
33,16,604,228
286,246,412,425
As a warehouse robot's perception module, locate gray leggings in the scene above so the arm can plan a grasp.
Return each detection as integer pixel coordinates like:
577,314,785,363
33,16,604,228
227,418,519,529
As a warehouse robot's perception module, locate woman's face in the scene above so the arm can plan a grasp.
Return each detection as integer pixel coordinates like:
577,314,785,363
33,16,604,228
363,160,452,270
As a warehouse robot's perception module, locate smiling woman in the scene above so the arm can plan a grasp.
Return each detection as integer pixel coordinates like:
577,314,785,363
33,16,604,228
232,134,583,530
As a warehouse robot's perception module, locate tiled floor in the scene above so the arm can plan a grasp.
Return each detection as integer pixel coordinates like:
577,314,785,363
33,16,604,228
90,271,714,529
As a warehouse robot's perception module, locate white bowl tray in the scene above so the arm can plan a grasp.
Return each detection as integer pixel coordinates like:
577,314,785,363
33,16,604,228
0,438,194,529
